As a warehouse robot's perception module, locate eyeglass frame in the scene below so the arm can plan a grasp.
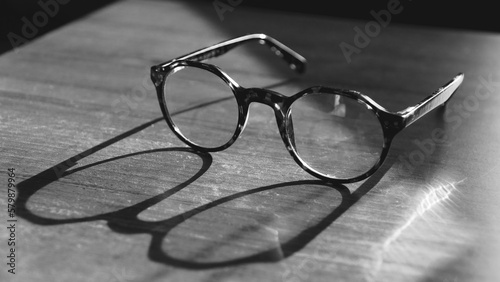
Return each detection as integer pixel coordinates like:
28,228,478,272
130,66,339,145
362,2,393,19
150,33,464,183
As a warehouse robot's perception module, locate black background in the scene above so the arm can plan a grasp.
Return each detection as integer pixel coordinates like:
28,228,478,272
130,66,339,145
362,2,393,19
241,0,499,33
1,0,498,55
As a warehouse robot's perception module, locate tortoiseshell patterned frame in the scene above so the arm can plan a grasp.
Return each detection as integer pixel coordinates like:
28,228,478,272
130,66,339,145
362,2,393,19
150,33,464,183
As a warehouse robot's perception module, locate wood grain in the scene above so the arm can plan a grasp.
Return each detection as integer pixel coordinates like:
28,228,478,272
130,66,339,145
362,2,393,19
1,1,500,281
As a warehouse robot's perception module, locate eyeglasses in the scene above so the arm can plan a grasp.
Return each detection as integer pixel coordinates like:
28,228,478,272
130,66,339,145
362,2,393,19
150,33,464,183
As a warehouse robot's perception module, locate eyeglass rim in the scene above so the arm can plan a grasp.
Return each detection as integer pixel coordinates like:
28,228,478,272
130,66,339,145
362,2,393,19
155,61,244,152
282,87,397,183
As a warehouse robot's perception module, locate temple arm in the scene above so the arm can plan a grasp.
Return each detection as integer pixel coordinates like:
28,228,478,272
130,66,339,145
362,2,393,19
159,33,307,73
398,73,464,127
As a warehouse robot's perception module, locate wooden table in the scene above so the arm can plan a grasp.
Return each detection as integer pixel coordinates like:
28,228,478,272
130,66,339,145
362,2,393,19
1,1,499,281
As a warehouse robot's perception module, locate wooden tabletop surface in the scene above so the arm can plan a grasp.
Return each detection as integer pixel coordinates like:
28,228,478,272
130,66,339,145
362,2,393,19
1,1,500,281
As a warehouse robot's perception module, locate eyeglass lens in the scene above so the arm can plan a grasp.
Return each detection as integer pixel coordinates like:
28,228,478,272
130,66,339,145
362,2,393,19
290,93,384,179
164,66,239,148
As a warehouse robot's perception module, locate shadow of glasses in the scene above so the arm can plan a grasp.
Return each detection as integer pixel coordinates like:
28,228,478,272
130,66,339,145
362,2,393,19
14,76,395,269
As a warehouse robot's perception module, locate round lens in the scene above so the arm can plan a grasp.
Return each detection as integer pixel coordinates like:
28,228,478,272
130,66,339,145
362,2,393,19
163,66,239,149
289,93,384,180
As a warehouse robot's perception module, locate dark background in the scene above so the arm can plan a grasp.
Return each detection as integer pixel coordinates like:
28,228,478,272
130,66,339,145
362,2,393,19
244,1,499,32
1,0,498,55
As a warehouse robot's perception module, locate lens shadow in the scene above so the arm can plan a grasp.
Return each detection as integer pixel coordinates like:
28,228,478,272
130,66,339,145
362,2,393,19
142,152,394,269
16,147,212,225
107,180,351,269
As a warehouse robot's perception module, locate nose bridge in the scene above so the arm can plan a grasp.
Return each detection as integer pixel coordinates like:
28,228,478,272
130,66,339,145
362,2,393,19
242,87,291,148
244,88,287,115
